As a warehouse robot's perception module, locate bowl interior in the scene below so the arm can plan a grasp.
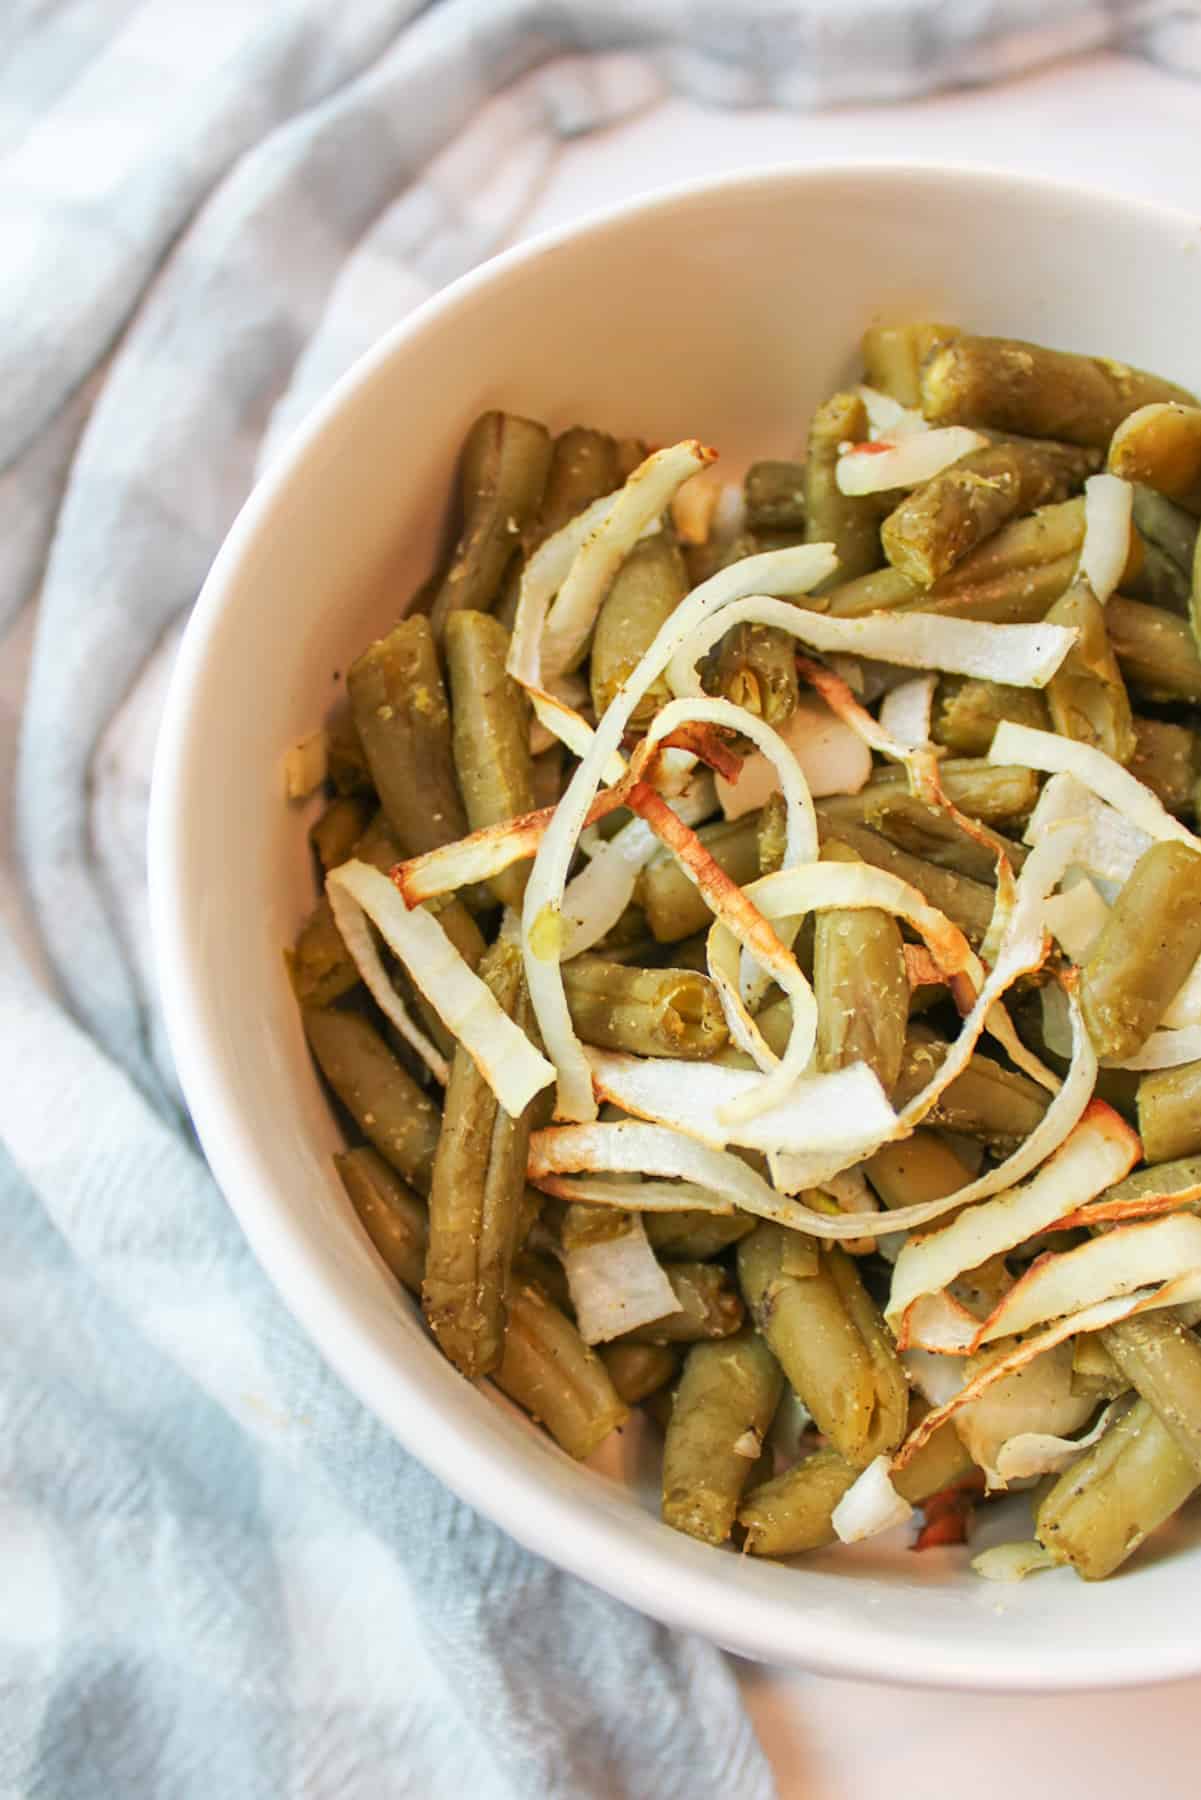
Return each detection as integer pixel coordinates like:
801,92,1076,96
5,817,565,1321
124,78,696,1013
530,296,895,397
152,165,1201,1687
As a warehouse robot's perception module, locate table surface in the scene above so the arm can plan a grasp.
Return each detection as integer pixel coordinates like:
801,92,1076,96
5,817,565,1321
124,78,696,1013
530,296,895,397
497,47,1201,1798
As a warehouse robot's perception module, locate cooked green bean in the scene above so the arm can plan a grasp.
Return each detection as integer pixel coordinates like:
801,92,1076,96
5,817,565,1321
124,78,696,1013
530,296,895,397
864,757,1039,826
615,437,647,482
310,793,375,872
347,615,469,858
931,675,1050,757
512,1248,572,1314
525,426,619,553
496,1276,629,1459
1095,1154,1201,1213
1129,717,1198,815
882,439,1098,587
662,1331,784,1544
335,1146,428,1294
325,708,374,795
303,1006,441,1195
864,1128,976,1212
920,335,1195,447
1107,595,1201,702
893,1026,1049,1152
1108,402,1201,516
861,321,960,406
1071,1333,1128,1401
814,842,907,1093
804,390,881,587
428,411,552,637
892,1409,980,1505
814,810,996,942
619,1262,745,1345
601,1343,680,1406
738,1225,907,1466
643,1210,757,1262
1100,1312,1201,1478
445,609,534,908
637,815,761,942
1044,577,1137,764
1138,1060,1201,1164
1132,484,1199,577
712,620,800,726
590,534,688,723
289,812,402,1006
1035,1398,1198,1580
1126,538,1193,617
745,460,807,532
756,791,788,877
562,957,727,1058
820,782,1027,883
423,937,538,1379
1079,841,1201,1063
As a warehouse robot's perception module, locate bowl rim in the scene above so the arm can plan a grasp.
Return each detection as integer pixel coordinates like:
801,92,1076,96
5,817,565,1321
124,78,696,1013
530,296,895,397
149,159,1201,1690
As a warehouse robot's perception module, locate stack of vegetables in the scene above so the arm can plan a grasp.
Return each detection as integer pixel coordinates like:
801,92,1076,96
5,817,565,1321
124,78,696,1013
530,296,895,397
287,325,1201,1582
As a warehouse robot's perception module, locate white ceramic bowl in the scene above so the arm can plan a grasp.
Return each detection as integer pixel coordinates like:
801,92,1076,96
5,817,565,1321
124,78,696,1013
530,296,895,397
150,164,1201,1689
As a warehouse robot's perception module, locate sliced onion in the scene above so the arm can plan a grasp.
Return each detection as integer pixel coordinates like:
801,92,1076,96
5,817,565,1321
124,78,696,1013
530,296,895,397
664,544,844,698
715,697,872,820
955,1339,1096,1490
971,1541,1060,1582
508,490,620,690
527,1175,732,1214
878,674,936,749
1043,877,1109,964
562,1211,681,1344
973,1214,1201,1346
559,774,716,961
835,427,988,495
858,386,929,441
992,1398,1126,1487
1163,956,1201,1030
991,722,1201,851
897,1290,980,1355
901,1348,966,1410
831,1456,913,1543
326,876,450,1086
1024,770,1151,890
1110,1024,1201,1071
528,670,591,756
886,1099,1140,1330
327,861,554,1117
1078,473,1133,605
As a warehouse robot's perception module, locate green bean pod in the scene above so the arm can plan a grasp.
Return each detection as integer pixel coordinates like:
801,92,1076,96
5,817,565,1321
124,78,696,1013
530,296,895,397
745,460,807,532
617,1262,745,1346
920,335,1195,447
428,411,552,637
525,426,619,553
423,938,540,1379
738,1447,857,1556
881,438,1098,587
445,609,535,908
1107,595,1201,703
819,785,1026,883
804,390,882,587
864,1128,977,1212
600,1343,680,1406
1043,577,1137,763
590,535,688,723
861,322,961,406
496,1277,630,1460
1108,402,1201,516
1035,1398,1199,1580
1132,484,1199,579
347,615,469,858
1129,717,1198,815
892,1027,1049,1152
324,709,374,795
637,815,761,943
815,811,996,943
862,757,1040,826
1100,1312,1201,1478
1071,1334,1129,1401
1079,841,1201,1063
335,1146,428,1294
1093,1154,1201,1214
303,1005,442,1195
814,842,908,1094
662,1331,784,1545
1138,1060,1201,1164
310,794,375,873
643,1210,757,1262
931,676,1050,758
562,957,728,1059
737,1225,907,1467
712,620,800,727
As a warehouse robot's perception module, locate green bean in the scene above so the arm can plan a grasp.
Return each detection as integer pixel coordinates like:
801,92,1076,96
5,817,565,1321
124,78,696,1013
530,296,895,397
335,1146,428,1294
712,620,800,727
423,938,538,1378
861,321,961,406
618,1262,745,1345
1044,577,1137,763
428,412,552,637
1071,1333,1128,1401
738,1447,857,1555
525,426,618,553
1100,1312,1201,1478
757,791,788,877
1095,1155,1201,1214
1035,1397,1198,1580
864,757,1040,826
662,1331,784,1545
1129,717,1198,815
310,793,374,872
745,460,807,532
601,1343,679,1405
288,897,361,1009
1125,538,1194,617
347,615,469,858
642,1384,675,1436
1132,484,1199,577
590,535,688,723
1107,595,1201,702
893,1026,1049,1152
881,439,1098,587
892,1409,980,1504
615,437,648,482
920,335,1195,448
804,390,881,587
814,811,996,943
325,708,374,795
512,1248,572,1314
653,931,711,975
1079,841,1201,1062
820,784,1026,883
637,815,761,943
562,957,727,1059
303,1005,441,1195
1139,1060,1201,1164
864,1128,976,1212
1108,402,1201,516
496,1276,629,1460
738,1225,907,1466
643,1210,757,1262
814,842,907,1093
445,609,534,908
1195,514,1201,662
932,676,1049,757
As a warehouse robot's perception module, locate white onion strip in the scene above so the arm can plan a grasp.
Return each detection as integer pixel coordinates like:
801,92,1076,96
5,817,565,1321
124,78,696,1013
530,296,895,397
559,774,716,961
1111,1024,1201,1071
991,722,1201,851
563,1211,681,1345
1078,473,1133,605
836,427,988,495
327,861,554,1117
527,1175,733,1214
326,875,450,1086
993,1401,1124,1488
879,674,936,749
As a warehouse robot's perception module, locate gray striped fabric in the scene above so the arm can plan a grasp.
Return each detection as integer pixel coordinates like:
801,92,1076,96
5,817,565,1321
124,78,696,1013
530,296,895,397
1,4,1198,1795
